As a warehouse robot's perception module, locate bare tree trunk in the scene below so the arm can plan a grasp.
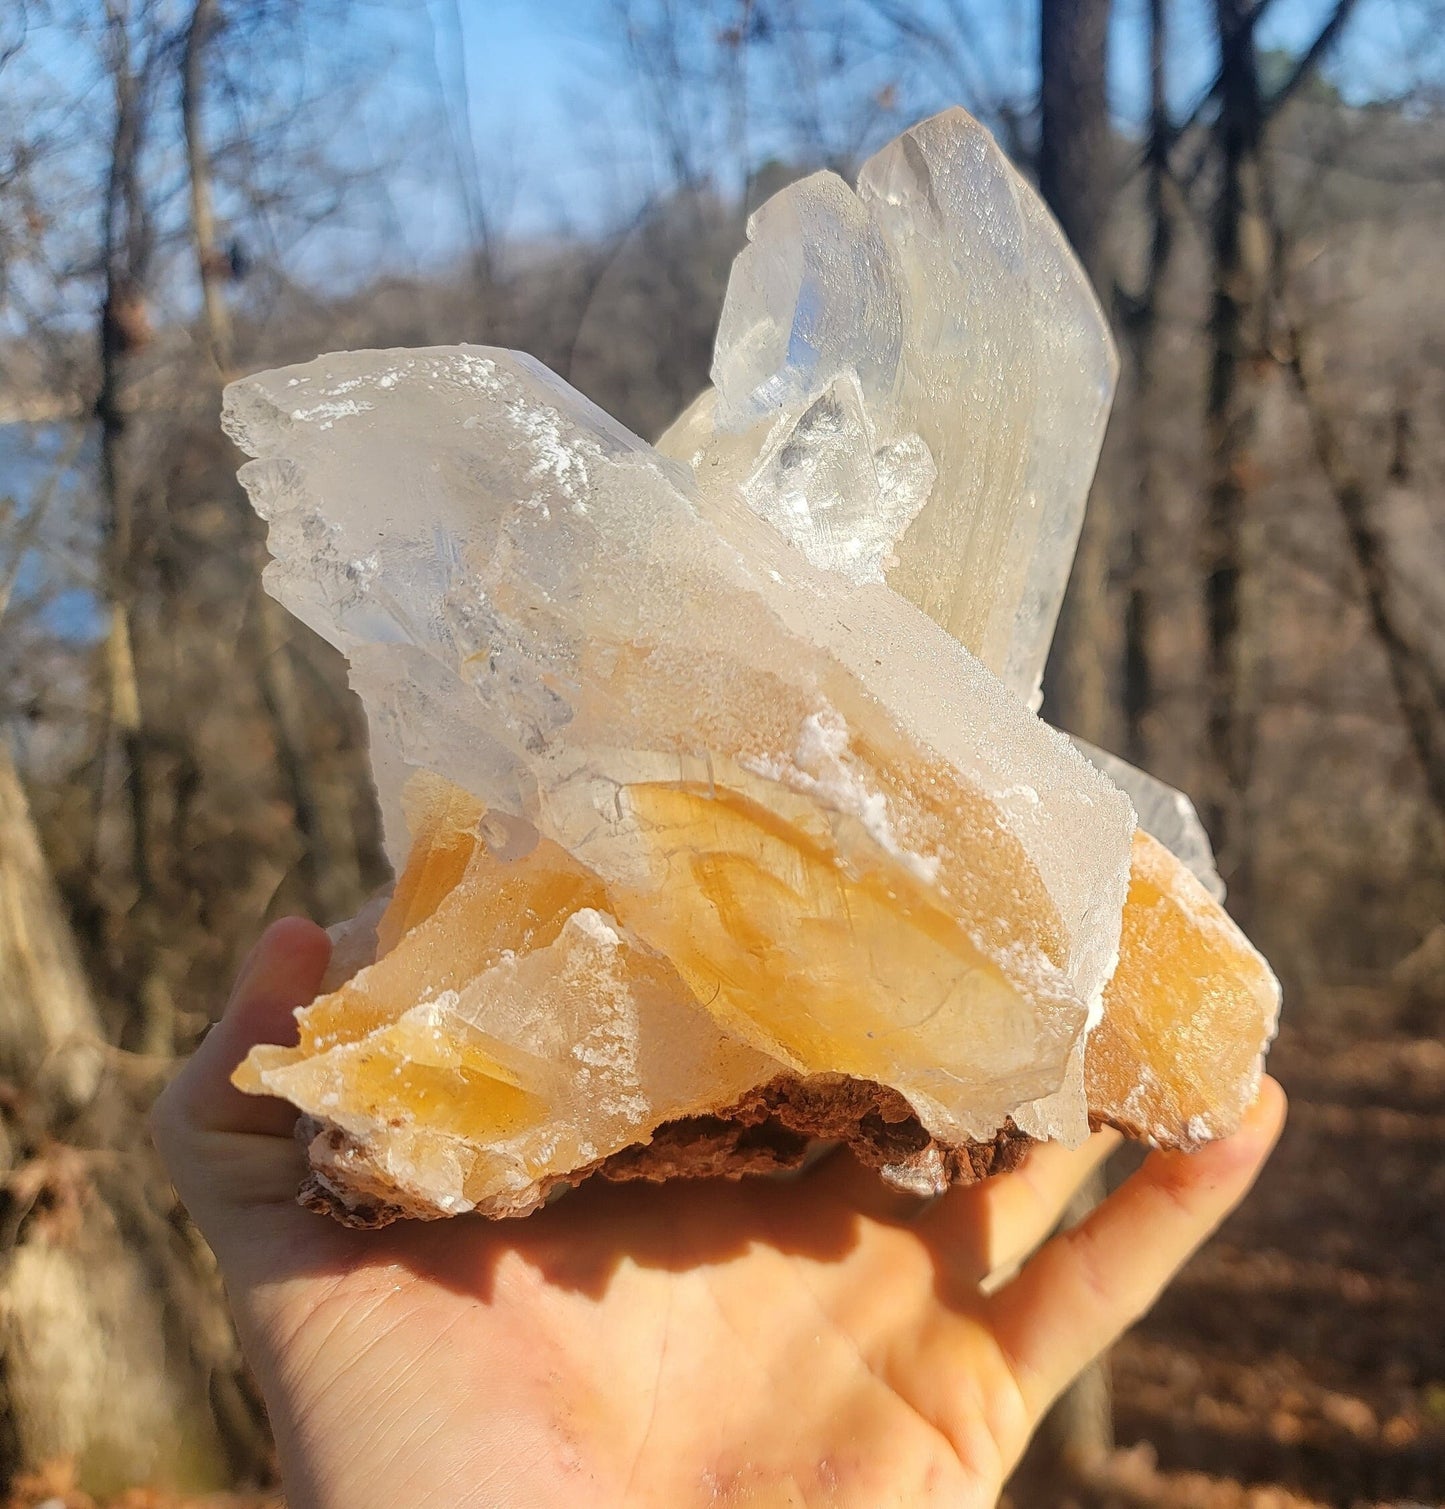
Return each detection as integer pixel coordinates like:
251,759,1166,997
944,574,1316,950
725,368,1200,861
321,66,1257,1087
96,2,178,1057
1202,0,1268,895
1202,0,1361,898
1121,0,1175,769
249,590,360,923
1039,0,1118,752
0,1171,233,1498
1030,0,1117,1484
0,746,103,1115
96,10,151,901
182,0,233,377
1284,325,1445,834
180,0,358,924
0,745,248,1494
1038,0,1112,288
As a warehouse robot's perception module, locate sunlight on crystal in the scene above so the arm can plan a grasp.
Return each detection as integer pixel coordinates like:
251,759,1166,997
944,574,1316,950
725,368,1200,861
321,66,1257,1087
225,108,1279,1224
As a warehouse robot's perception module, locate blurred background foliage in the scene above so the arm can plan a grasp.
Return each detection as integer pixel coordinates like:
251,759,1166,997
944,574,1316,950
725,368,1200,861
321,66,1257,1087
0,1,1443,1504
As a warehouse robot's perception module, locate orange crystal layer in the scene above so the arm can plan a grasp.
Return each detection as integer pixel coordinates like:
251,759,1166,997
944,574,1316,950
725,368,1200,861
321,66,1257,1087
1086,831,1277,1144
236,784,1274,1151
617,780,1066,1096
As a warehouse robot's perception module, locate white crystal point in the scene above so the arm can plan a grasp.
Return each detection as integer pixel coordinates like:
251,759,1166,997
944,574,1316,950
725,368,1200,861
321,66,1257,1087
1073,740,1226,902
224,345,1135,1147
684,370,936,584
659,106,1118,707
713,171,904,425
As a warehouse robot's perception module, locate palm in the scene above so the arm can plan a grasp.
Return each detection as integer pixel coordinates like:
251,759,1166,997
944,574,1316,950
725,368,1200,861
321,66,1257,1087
155,919,1283,1509
249,1151,1029,1507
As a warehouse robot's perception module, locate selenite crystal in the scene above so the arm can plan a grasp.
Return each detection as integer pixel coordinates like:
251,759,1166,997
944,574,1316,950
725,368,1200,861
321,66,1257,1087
659,107,1117,709
227,107,1278,1224
1087,832,1275,1147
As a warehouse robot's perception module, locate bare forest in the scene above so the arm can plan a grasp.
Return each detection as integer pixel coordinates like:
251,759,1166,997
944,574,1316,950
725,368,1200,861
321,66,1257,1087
1,0,1443,1504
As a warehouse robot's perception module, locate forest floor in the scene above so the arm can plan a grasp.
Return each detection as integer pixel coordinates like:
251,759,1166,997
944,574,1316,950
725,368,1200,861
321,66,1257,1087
1069,1012,1445,1509
9,1011,1441,1509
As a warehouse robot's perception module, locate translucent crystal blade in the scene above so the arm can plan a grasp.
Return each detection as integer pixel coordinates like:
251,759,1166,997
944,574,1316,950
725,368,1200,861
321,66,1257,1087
1072,740,1225,901
713,171,903,426
659,106,1118,708
224,345,1134,1149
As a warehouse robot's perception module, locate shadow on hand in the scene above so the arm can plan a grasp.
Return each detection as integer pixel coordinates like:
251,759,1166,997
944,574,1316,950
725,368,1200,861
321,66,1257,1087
394,1158,883,1300
287,1148,944,1304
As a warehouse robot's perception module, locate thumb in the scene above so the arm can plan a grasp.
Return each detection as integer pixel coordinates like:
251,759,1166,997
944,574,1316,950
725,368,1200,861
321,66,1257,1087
151,917,331,1219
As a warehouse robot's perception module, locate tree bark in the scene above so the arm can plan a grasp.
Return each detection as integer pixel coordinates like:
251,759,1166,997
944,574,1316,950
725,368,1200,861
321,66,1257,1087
1030,0,1117,1483
98,5,187,1061
249,590,361,923
96,5,155,907
0,746,248,1494
1199,0,1363,901
0,1170,232,1498
182,0,234,376
1121,0,1175,768
1284,326,1445,836
1038,0,1113,293
0,745,103,1116
1039,0,1118,750
1203,0,1268,891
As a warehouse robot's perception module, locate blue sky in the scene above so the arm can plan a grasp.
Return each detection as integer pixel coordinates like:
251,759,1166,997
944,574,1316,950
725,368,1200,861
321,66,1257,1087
404,0,1435,247
2,0,1434,641
5,0,1436,297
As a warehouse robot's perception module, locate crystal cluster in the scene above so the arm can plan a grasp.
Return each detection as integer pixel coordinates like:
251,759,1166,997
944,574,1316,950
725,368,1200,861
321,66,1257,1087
226,108,1279,1224
659,108,1116,708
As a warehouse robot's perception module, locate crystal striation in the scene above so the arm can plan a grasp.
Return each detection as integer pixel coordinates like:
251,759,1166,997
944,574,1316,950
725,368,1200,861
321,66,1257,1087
659,107,1118,709
226,107,1278,1224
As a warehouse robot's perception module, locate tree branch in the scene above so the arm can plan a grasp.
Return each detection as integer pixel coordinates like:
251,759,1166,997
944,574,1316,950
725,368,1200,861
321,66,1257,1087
1262,0,1361,119
1282,316,1445,832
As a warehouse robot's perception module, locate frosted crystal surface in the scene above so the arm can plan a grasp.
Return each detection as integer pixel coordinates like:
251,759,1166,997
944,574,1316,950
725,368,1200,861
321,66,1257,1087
224,345,1134,1152
659,107,1117,708
223,107,1279,1222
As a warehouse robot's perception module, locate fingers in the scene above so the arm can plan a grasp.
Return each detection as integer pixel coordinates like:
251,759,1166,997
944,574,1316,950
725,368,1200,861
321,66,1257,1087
153,917,331,1146
985,1077,1286,1419
917,1127,1121,1284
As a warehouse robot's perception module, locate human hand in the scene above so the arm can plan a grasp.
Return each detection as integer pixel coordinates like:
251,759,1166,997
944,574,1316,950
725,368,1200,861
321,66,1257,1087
152,918,1285,1509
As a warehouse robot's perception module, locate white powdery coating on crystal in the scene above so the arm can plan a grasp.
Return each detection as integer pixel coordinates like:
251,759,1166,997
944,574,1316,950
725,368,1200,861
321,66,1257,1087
224,341,1135,1149
288,399,375,429
741,708,941,885
568,908,622,949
